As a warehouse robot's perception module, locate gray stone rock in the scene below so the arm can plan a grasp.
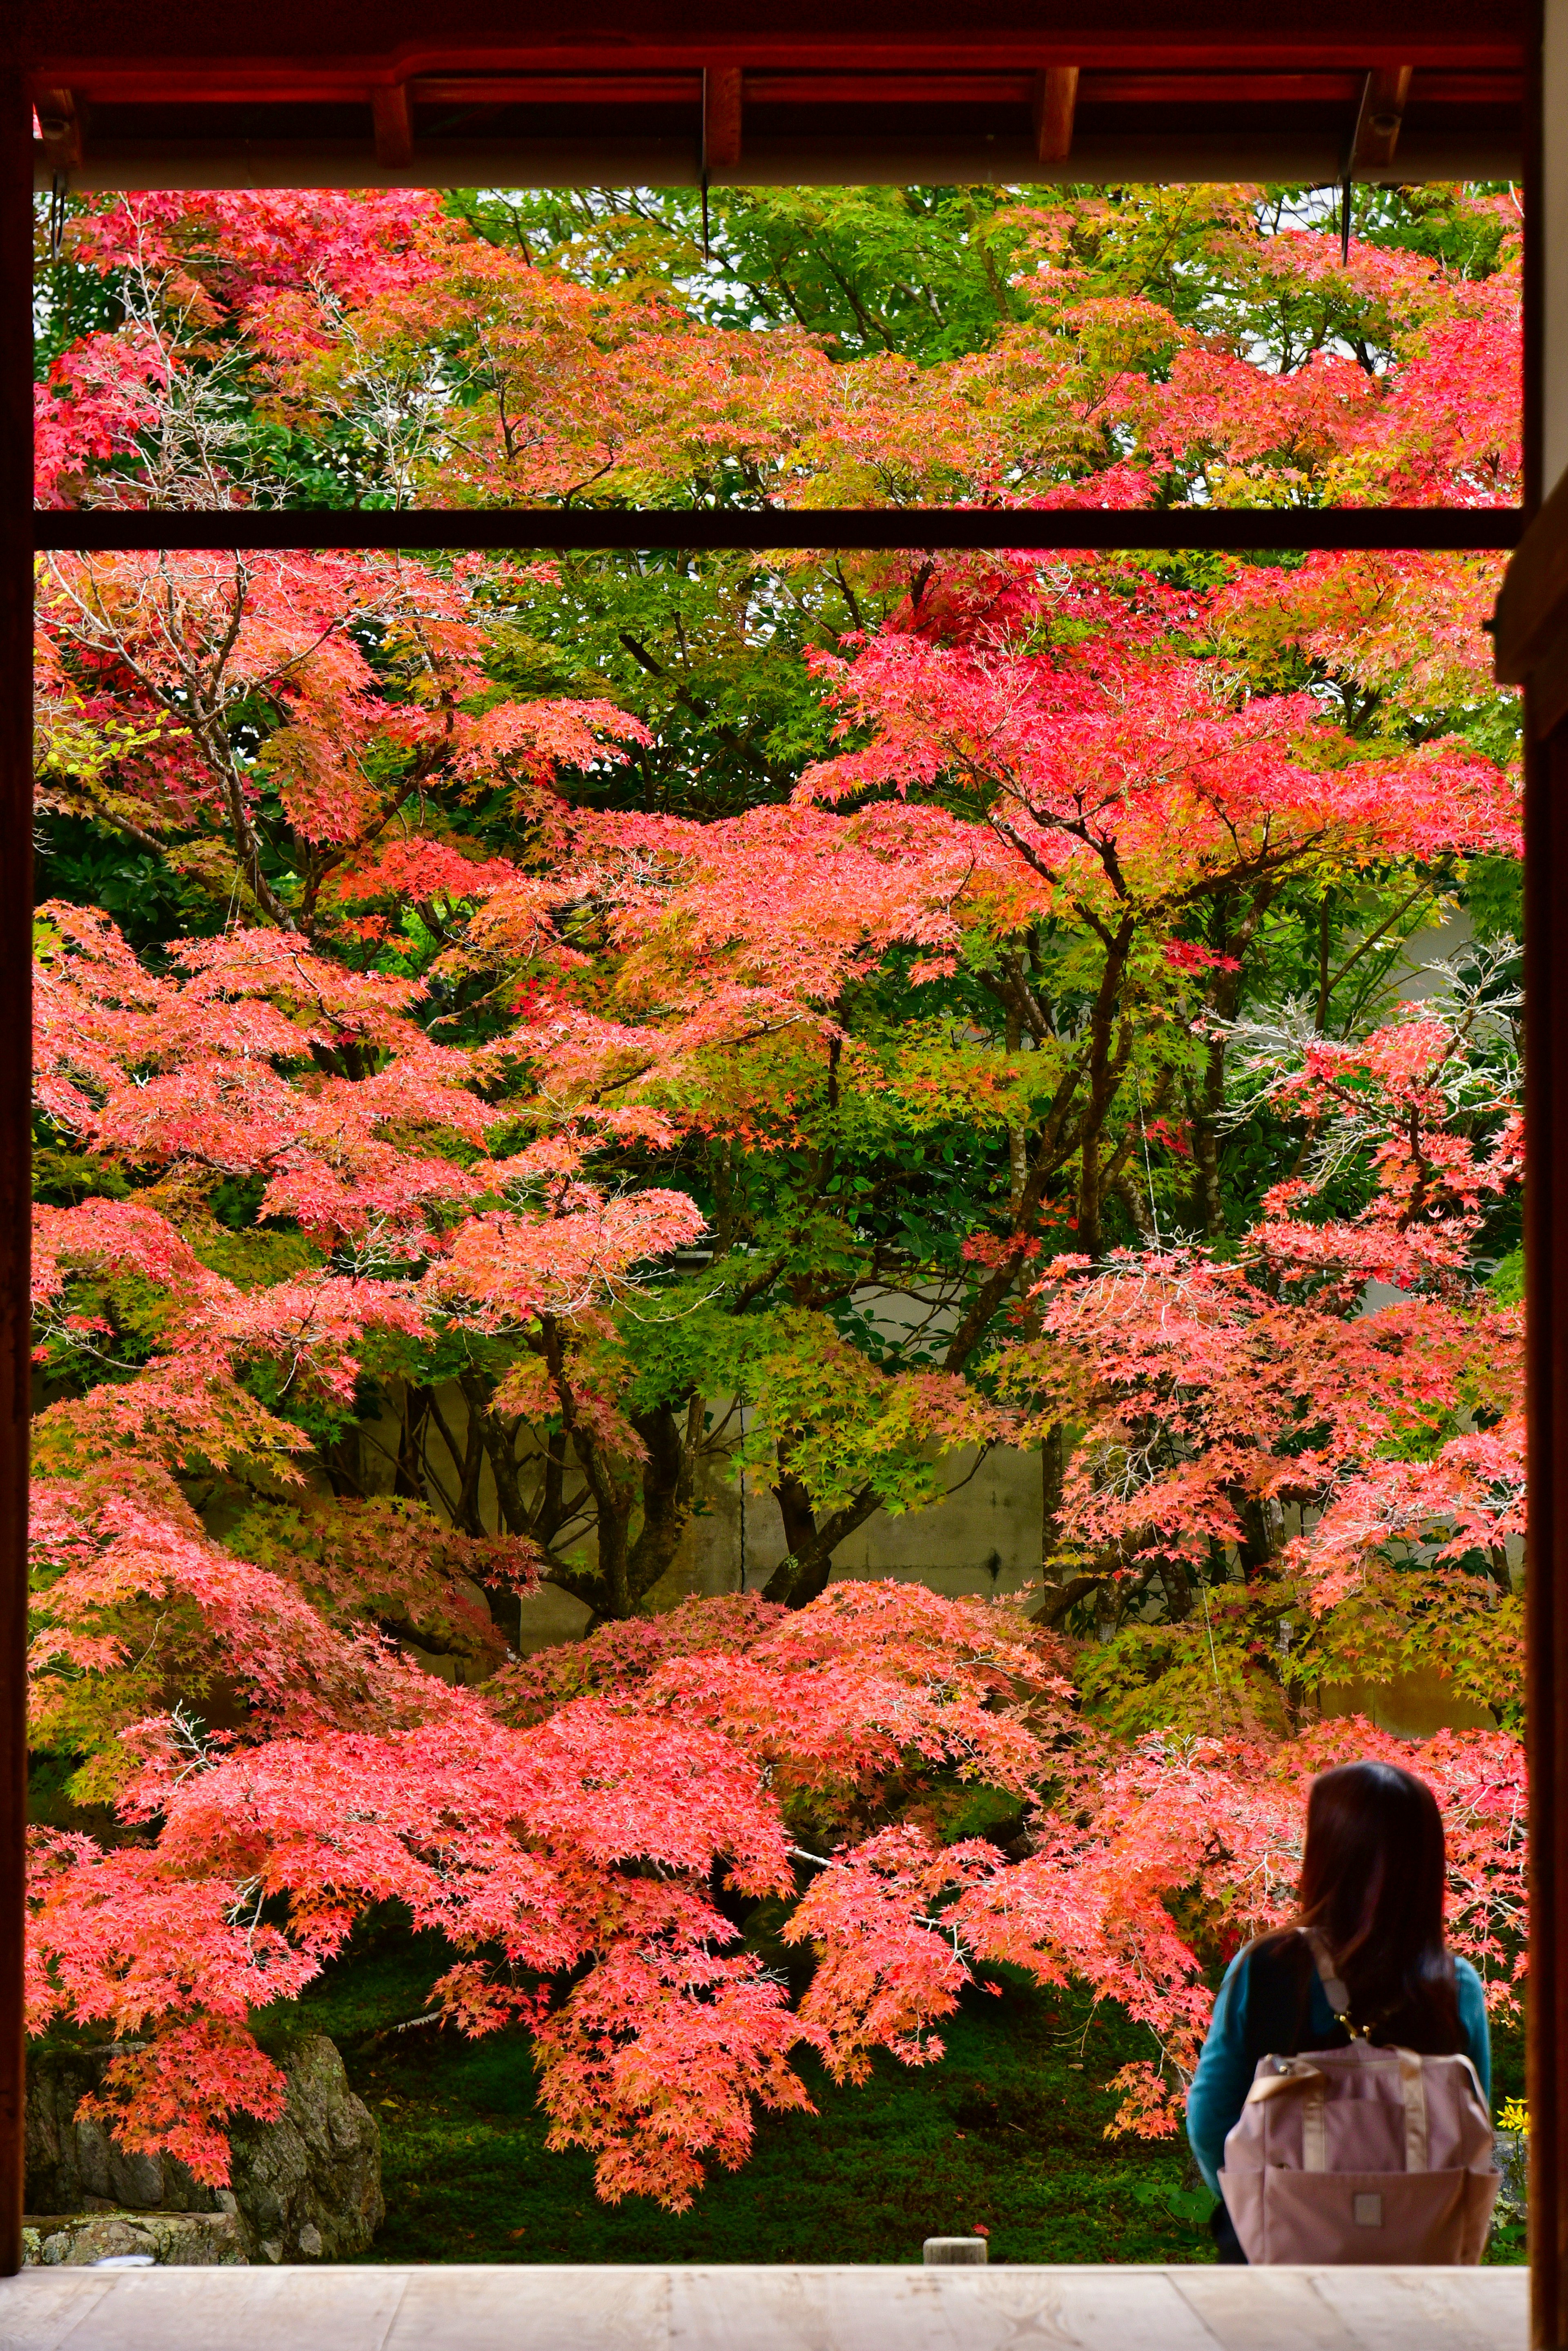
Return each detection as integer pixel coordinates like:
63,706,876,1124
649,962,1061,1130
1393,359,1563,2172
26,2032,383,2262
227,2035,384,2262
1496,2127,1528,2220
22,2210,247,2266
26,2050,214,2215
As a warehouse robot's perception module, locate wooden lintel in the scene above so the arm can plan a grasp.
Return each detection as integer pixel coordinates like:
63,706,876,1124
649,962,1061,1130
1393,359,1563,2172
703,65,742,170
371,83,413,166
1032,65,1078,164
33,85,82,170
1348,62,1412,173
410,74,699,105
24,61,1528,107
35,506,1523,555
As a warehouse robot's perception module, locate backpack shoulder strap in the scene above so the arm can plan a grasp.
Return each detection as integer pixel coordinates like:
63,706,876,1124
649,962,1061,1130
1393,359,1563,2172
1301,1928,1357,2030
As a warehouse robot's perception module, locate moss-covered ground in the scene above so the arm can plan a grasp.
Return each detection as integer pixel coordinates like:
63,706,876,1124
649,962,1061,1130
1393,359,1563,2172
256,1912,1526,2267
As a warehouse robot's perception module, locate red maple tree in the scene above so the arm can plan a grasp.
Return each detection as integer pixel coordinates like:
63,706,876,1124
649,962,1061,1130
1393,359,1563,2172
26,181,1527,2202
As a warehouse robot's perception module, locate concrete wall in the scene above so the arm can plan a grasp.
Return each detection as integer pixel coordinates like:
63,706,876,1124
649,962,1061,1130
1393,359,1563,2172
345,1384,1045,1646
357,1381,1506,1740
499,1431,1048,1648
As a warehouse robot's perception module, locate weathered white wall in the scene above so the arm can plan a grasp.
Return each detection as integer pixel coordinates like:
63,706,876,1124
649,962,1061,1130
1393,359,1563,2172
508,1434,1047,1648
359,1386,1501,1735
345,1386,1046,1648
1316,1671,1499,1739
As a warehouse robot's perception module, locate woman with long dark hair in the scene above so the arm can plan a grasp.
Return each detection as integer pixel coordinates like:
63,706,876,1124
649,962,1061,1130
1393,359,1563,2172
1186,1758,1492,2262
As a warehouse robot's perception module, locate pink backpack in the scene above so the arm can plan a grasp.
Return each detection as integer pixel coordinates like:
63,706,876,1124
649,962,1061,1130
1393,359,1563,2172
1218,1934,1500,2265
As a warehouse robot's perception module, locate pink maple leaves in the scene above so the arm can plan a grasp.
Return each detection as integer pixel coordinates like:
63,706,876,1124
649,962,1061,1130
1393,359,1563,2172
801,575,1519,893
35,330,172,508
38,187,1519,526
25,183,1530,2210
69,190,448,317
788,1719,1525,2139
25,1568,1082,2205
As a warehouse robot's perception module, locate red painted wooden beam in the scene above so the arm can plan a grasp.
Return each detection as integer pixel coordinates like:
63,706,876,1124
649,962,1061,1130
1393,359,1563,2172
15,0,1530,91
39,64,1525,108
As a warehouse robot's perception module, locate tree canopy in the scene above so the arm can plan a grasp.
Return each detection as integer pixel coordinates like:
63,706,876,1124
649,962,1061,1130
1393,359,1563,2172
27,176,1526,2207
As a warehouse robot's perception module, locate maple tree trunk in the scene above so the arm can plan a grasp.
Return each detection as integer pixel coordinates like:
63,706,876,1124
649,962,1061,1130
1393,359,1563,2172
454,1352,659,1624
394,1383,434,1501
1076,1144,1105,1262
586,1486,635,1620
1031,1429,1106,1626
1072,915,1137,1261
1189,1032,1228,1240
1041,1423,1067,1557
1111,1169,1154,1244
545,1333,638,1617
1032,1571,1109,1628
321,1424,368,1500
1232,1492,1276,1581
1155,1555,1194,1621
763,1460,823,1606
1189,890,1269,1240
763,1468,882,1610
445,1401,489,1539
413,1385,516,1633
396,1382,489,1539
1189,913,1245,1240
535,1430,570,1544
623,1399,698,1607
1004,1006,1028,1217
458,1371,532,1538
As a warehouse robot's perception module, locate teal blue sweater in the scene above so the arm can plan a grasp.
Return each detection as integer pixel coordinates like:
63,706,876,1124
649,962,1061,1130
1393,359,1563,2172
1185,1947,1492,2197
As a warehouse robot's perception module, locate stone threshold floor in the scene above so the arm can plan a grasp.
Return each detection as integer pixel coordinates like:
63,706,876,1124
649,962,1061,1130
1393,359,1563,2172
0,2263,1528,2351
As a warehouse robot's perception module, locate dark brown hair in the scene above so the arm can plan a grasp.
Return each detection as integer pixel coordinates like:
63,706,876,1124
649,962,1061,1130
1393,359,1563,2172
1292,1758,1460,2049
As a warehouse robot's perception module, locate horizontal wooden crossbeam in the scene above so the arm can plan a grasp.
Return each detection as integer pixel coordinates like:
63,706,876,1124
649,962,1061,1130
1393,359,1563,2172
35,508,1524,554
28,12,1525,194
381,66,1505,108
22,0,1530,91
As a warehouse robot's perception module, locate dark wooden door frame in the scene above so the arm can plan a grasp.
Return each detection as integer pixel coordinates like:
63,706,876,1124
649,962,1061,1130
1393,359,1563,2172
0,68,34,2304
1,11,1558,2331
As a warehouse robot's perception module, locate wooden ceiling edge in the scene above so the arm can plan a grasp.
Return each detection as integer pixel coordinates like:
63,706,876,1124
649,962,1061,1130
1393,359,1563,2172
29,67,1528,107
34,132,1525,196
21,42,1528,94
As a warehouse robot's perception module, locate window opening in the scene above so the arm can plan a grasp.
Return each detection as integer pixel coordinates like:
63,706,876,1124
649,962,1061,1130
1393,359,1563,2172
20,171,1527,2278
